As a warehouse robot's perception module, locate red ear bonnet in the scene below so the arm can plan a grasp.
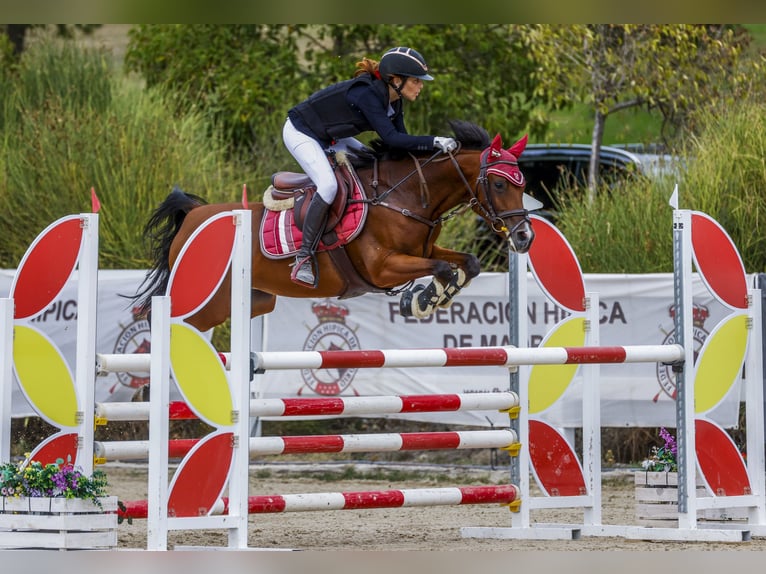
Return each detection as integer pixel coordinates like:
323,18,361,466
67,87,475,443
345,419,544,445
508,134,528,158
485,133,527,187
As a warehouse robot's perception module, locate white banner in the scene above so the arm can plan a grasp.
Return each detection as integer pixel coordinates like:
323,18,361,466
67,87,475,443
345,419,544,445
1,270,753,428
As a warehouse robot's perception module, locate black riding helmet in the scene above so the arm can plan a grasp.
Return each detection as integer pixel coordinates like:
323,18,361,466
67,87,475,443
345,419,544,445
378,47,434,81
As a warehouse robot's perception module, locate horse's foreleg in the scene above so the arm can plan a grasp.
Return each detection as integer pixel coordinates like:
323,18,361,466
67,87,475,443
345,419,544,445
380,249,480,319
434,268,471,309
425,247,480,310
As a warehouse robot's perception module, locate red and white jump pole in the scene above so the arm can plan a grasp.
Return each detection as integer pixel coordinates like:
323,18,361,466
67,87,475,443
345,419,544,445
95,428,518,462
250,344,684,372
95,391,519,422
120,483,519,520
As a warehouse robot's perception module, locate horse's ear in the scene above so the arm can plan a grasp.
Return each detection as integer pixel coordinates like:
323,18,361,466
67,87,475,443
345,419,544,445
508,134,528,158
489,134,503,157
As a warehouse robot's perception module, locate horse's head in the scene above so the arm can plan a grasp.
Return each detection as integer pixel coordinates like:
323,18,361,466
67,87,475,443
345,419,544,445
474,133,539,254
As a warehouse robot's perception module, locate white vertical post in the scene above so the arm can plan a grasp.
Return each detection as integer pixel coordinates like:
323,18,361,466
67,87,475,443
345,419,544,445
227,209,252,548
0,298,13,463
147,295,171,550
582,292,601,526
511,252,530,529
674,209,697,528
74,213,99,475
745,287,766,523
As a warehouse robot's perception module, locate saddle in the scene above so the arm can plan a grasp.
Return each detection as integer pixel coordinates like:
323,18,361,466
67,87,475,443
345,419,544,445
260,154,378,297
266,153,358,242
260,153,368,259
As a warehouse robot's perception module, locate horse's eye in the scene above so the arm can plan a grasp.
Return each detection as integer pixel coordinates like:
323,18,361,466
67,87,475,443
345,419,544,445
493,180,506,191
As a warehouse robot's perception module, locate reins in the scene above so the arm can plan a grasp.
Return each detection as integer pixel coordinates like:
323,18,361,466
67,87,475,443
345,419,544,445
351,150,445,230
351,144,531,256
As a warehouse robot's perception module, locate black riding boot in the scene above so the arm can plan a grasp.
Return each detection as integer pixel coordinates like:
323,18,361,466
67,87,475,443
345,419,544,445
291,195,331,287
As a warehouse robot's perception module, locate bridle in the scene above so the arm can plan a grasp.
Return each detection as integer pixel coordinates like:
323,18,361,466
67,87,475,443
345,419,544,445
447,147,531,238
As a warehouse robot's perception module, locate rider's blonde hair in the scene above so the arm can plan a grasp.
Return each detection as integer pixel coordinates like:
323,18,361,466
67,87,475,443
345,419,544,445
354,57,379,78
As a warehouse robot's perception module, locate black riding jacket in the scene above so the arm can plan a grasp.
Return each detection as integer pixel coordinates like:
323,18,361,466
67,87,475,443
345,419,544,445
288,74,434,152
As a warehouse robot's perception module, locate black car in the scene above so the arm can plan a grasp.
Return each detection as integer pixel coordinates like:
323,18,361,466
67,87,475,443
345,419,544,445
519,143,678,218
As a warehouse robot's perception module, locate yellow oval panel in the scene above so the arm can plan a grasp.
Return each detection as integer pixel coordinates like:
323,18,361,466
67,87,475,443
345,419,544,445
529,316,586,414
13,325,78,427
694,313,748,414
170,323,233,427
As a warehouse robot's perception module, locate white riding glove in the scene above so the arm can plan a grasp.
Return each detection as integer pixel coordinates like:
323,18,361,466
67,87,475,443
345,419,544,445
433,137,458,153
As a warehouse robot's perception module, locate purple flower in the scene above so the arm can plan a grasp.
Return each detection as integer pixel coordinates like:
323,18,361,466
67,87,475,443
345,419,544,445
659,427,677,454
52,471,67,488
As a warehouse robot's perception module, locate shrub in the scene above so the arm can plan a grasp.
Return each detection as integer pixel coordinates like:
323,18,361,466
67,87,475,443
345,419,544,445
0,39,263,269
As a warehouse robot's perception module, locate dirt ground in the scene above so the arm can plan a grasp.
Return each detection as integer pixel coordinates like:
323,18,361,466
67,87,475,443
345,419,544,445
102,462,766,551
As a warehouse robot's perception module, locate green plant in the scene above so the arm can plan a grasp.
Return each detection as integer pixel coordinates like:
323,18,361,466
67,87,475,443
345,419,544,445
641,427,677,472
0,458,109,507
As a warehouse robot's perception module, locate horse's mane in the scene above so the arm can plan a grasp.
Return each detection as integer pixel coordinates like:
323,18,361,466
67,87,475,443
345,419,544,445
349,120,490,167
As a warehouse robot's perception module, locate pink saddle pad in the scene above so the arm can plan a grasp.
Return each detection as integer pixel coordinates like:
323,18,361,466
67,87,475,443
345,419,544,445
260,185,367,259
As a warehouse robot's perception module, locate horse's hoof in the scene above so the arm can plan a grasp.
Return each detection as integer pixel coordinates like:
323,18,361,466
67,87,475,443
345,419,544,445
399,284,425,317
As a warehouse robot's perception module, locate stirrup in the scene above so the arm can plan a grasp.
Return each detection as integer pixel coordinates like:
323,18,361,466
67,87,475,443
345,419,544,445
290,254,317,287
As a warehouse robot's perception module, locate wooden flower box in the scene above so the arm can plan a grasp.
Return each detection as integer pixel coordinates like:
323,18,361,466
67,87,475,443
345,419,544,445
0,496,118,550
635,472,747,522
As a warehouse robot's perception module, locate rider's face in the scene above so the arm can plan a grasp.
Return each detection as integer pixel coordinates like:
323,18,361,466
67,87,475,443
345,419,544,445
399,77,423,102
389,76,424,102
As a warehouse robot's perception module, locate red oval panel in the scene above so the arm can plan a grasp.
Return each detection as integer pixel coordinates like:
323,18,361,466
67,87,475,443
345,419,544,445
168,213,236,319
167,431,234,517
27,432,79,467
529,419,587,496
695,418,750,496
691,212,747,310
528,215,585,312
11,216,83,319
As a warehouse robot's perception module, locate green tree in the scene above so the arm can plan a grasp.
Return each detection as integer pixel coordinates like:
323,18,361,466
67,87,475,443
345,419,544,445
124,24,547,163
524,24,759,200
125,24,305,163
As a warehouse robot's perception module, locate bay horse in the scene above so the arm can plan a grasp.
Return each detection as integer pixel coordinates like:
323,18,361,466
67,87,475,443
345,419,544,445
131,120,537,332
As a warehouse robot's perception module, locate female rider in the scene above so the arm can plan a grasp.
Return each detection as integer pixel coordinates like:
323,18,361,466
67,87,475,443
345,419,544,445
283,46,457,287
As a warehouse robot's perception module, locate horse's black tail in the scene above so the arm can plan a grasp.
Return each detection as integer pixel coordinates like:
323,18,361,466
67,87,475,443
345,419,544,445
129,186,208,317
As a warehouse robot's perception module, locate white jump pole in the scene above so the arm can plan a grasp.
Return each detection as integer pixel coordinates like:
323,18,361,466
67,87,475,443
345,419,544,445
226,208,253,549
0,298,13,463
147,295,171,551
74,212,99,475
745,288,766,524
95,352,232,374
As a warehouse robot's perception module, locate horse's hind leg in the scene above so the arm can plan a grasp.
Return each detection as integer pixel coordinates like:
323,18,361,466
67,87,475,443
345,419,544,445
251,289,277,317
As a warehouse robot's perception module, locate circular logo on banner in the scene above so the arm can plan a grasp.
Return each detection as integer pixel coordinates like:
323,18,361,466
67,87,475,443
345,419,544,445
654,304,709,401
113,309,151,390
300,301,361,396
